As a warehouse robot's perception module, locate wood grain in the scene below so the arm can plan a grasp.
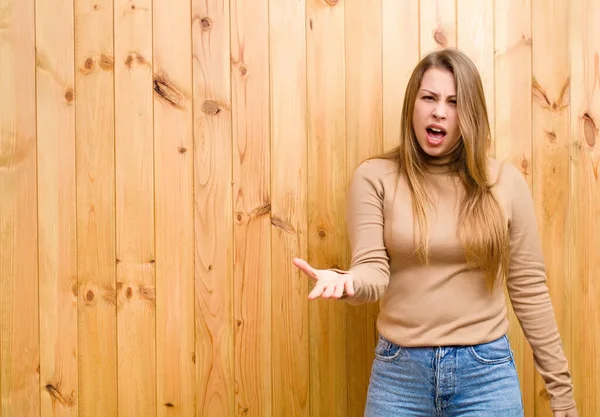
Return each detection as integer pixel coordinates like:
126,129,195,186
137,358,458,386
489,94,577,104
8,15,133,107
494,0,535,414
0,2,598,415
270,0,309,415
36,0,78,414
192,0,234,415
114,0,156,414
74,0,117,415
420,0,456,55
153,0,196,413
345,0,383,415
457,0,494,154
306,1,348,416
0,0,40,415
532,1,571,415
382,0,419,152
569,0,599,414
231,0,272,415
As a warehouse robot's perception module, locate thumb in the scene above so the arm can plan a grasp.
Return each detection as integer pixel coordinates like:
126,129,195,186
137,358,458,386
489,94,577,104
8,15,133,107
292,257,318,279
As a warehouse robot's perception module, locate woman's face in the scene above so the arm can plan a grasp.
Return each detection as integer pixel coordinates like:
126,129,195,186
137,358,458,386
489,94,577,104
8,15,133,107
412,67,461,158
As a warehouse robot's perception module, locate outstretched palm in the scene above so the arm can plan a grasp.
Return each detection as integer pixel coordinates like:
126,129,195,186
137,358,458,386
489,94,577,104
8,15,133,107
292,257,355,300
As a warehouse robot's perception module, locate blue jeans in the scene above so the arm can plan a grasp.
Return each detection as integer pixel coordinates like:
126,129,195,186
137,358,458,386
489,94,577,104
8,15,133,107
365,334,524,416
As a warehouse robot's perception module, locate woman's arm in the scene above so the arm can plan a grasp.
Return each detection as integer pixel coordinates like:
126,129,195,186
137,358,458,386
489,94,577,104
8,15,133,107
503,163,576,413
340,160,391,305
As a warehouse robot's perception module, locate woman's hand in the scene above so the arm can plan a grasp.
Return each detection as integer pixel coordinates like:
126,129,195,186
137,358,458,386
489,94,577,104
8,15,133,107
554,407,578,417
292,258,355,300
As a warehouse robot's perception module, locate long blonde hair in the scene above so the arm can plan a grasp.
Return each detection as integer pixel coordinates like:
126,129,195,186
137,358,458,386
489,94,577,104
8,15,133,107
382,48,509,291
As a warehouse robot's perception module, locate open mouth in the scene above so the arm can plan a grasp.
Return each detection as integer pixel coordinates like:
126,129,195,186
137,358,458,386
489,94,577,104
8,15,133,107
426,125,446,145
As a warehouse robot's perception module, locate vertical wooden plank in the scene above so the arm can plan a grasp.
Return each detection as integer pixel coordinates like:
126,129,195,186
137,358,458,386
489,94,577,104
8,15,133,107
153,0,195,413
569,0,599,414
456,0,494,154
531,0,571,415
382,0,419,152
306,1,347,416
231,0,272,415
0,0,40,414
36,0,78,414
114,0,156,415
494,0,535,414
269,0,309,416
192,0,234,415
74,0,117,414
419,0,456,55
345,0,382,415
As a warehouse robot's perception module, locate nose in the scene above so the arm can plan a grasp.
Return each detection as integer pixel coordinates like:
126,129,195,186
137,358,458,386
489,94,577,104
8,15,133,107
433,103,447,120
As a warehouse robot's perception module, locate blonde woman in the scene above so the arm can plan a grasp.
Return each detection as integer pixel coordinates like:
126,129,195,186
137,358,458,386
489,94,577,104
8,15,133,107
293,48,577,417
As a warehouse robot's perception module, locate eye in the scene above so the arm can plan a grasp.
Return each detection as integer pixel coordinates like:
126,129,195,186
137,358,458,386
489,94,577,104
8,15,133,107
422,95,434,101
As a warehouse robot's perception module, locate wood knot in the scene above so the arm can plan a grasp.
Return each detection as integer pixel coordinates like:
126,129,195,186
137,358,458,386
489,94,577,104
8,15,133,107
236,213,244,223
318,230,326,239
582,112,597,147
84,58,93,70
201,100,221,115
545,130,557,143
126,287,133,298
178,146,187,154
538,389,551,400
154,77,184,109
131,4,135,9
236,319,243,327
93,4,98,10
433,29,447,47
99,54,114,71
208,265,213,271
200,17,211,30
164,403,174,408
239,64,248,77
85,290,94,302
126,53,147,68
64,89,74,103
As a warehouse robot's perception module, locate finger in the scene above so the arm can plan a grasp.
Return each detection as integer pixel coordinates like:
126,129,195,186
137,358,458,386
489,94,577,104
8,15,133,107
322,283,336,299
345,278,355,297
292,257,317,279
308,282,325,300
333,282,345,299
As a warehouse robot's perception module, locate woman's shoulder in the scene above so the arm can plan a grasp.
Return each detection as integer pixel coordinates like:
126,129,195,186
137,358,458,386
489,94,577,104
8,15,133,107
352,157,399,182
348,157,400,198
487,157,525,184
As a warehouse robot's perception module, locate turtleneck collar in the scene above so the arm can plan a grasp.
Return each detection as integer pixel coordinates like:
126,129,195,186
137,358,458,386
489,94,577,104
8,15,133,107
419,140,463,174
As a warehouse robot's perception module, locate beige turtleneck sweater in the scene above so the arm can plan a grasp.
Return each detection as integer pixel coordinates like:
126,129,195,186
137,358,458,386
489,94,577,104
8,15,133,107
340,156,575,412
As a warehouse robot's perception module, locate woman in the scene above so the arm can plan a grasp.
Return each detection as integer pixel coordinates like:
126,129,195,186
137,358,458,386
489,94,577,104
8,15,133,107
293,48,578,416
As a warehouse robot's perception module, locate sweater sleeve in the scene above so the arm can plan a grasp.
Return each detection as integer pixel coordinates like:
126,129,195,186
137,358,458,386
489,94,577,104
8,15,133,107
341,160,391,305
504,163,576,411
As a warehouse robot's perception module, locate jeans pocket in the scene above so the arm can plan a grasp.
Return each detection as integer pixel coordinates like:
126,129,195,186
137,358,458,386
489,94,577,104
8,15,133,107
374,334,404,362
468,335,513,365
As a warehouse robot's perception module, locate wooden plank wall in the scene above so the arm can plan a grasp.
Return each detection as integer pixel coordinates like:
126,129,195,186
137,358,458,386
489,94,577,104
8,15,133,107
0,0,598,416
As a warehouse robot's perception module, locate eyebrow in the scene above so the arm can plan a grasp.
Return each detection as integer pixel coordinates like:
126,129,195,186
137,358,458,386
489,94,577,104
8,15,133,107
420,89,456,98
